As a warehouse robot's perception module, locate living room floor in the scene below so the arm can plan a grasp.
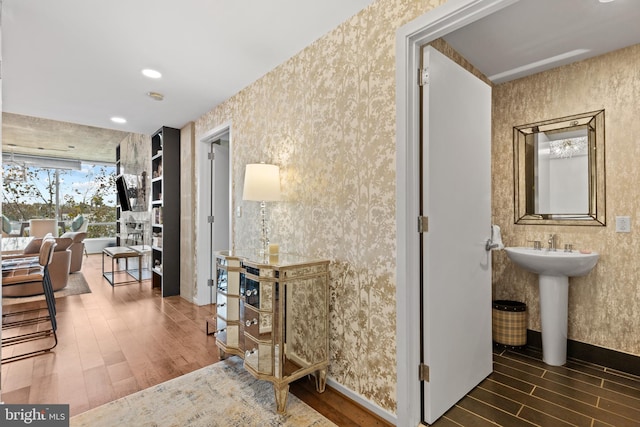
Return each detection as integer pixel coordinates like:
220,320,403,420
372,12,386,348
0,254,390,426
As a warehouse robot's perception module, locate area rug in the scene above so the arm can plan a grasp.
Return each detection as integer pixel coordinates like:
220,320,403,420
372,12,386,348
70,356,336,427
2,272,91,306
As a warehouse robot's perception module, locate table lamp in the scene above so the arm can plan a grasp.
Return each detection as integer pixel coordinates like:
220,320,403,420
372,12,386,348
242,163,281,255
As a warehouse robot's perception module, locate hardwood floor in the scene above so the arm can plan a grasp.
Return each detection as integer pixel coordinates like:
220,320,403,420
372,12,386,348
3,255,640,426
1,253,386,426
1,254,219,415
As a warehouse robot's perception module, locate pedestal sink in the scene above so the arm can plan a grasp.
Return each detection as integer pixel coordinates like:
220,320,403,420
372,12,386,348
504,247,599,366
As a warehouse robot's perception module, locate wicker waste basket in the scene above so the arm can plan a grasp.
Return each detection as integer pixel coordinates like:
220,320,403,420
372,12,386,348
492,300,527,348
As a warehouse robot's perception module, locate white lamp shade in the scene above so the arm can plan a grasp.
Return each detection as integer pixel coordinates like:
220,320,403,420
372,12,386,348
243,163,281,201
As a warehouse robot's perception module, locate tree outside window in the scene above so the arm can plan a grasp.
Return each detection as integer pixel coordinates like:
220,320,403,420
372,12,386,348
2,161,117,238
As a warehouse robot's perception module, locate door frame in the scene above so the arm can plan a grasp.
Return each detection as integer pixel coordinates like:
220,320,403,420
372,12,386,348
394,1,518,425
196,122,232,306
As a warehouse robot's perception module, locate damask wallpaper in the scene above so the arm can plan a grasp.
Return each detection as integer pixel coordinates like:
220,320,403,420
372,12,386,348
184,0,640,415
179,124,196,302
191,0,447,414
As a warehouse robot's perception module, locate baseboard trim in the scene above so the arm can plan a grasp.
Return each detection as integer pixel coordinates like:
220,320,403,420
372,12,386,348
325,378,397,425
527,330,640,376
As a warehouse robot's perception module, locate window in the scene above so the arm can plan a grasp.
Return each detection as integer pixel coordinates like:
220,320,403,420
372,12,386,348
2,156,117,238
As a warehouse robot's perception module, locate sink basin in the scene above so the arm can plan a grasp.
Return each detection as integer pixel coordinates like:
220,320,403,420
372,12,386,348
504,247,599,277
504,247,599,366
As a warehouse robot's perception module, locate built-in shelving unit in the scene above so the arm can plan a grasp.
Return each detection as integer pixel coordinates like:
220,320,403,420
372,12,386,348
151,126,181,297
115,144,122,246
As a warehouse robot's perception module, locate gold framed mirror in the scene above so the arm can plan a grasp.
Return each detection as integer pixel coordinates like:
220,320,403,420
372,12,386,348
513,110,605,226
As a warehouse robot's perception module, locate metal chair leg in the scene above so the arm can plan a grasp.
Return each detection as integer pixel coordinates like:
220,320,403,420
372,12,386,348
1,266,59,363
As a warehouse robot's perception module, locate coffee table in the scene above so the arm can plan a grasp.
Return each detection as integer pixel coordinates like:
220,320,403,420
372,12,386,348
102,246,148,286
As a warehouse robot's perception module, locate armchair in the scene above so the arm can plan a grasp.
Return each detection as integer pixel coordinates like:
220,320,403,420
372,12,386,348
60,231,87,272
2,214,18,237
70,214,88,232
2,238,59,362
2,236,72,297
28,219,59,238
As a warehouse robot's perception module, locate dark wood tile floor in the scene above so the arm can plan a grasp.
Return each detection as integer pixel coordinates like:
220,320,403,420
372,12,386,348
432,347,640,426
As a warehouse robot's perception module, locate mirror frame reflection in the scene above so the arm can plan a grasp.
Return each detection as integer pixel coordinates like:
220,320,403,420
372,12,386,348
513,110,606,226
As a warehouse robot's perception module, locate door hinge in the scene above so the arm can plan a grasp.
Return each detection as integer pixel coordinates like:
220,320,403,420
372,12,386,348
208,152,215,160
207,278,214,287
418,67,429,86
419,363,430,382
208,215,215,223
418,216,428,233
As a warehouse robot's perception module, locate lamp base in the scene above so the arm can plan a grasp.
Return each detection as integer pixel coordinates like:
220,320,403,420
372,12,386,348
259,200,270,256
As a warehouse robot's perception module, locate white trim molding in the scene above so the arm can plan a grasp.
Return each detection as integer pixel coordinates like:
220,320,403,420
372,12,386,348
395,1,518,425
326,378,397,425
195,122,233,306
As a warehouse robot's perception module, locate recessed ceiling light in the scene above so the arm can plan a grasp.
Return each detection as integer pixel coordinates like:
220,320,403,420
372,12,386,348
147,91,164,101
142,68,162,79
111,117,127,124
599,0,615,3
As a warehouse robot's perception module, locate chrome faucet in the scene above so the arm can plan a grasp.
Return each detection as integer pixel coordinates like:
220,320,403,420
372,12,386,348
547,234,557,251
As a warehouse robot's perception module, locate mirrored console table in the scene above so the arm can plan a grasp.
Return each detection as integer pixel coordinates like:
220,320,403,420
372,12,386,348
210,250,329,414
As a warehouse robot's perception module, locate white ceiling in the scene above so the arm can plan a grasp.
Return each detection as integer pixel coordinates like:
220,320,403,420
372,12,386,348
443,0,640,83
2,0,640,163
1,0,375,162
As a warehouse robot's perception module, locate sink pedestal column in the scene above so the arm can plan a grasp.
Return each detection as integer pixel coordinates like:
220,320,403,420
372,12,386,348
538,275,569,366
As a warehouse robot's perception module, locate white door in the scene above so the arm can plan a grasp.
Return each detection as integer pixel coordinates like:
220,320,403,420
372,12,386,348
210,143,230,253
197,135,231,306
421,46,493,424
207,143,230,304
